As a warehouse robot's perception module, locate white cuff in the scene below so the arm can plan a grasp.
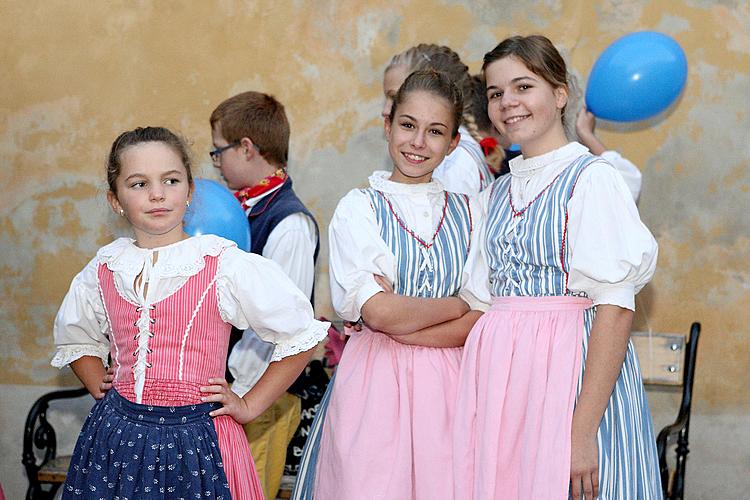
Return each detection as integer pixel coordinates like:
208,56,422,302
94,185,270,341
459,291,491,313
51,345,110,369
354,281,385,319
269,319,331,362
587,282,636,310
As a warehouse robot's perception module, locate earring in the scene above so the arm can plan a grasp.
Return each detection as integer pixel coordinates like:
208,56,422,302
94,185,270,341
186,200,190,208
119,209,125,217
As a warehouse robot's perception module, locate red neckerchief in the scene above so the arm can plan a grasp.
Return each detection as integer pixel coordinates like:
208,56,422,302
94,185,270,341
234,168,288,211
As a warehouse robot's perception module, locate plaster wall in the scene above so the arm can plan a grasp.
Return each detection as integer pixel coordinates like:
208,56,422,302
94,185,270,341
1,1,748,497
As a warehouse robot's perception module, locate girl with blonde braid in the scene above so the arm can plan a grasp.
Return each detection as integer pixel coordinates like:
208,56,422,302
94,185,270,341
383,44,494,195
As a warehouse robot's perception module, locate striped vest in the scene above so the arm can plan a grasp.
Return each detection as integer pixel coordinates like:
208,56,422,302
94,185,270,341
485,154,597,297
363,188,473,298
98,254,231,405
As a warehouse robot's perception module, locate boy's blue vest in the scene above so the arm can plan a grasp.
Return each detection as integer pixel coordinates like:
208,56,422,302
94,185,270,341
226,176,320,383
247,176,320,299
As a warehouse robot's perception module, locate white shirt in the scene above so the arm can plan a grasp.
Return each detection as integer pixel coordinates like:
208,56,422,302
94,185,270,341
51,235,329,372
479,142,657,310
432,125,489,196
228,184,319,395
239,183,318,295
601,150,642,202
329,171,491,322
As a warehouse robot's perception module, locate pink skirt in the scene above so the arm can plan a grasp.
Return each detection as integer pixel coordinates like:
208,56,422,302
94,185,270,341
315,326,462,500
453,296,592,500
214,415,265,499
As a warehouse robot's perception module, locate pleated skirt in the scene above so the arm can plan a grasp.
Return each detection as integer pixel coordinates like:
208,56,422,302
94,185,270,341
453,296,589,500
314,327,462,500
454,296,663,500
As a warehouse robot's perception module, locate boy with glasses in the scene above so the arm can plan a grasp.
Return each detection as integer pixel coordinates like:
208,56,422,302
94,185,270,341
209,91,320,500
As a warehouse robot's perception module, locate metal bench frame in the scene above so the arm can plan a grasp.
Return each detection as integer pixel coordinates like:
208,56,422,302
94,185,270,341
22,387,88,500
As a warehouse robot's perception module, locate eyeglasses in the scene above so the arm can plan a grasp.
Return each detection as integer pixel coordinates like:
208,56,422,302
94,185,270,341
209,141,240,164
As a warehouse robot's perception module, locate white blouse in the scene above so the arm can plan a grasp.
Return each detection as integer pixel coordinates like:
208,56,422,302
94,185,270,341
432,125,488,196
51,234,329,370
480,142,658,310
241,184,318,297
601,150,642,202
328,171,491,323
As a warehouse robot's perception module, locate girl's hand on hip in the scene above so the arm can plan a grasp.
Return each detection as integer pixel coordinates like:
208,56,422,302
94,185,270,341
97,367,115,399
200,378,252,424
570,430,599,500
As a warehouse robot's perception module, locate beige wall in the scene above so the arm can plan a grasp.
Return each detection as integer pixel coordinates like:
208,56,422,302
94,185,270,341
2,0,748,497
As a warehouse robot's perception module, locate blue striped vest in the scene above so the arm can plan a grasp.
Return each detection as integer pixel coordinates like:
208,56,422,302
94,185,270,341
485,154,598,297
363,189,473,299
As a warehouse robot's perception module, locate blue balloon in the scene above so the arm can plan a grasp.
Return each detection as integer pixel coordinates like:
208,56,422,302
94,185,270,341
585,32,687,122
183,179,251,251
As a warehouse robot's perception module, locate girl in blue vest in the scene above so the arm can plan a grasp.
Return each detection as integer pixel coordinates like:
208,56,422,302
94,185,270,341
311,70,490,499
453,36,662,500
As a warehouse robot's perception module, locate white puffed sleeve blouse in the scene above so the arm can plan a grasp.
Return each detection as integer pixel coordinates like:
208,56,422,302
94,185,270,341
52,234,329,369
328,171,491,323
481,142,657,310
432,126,490,196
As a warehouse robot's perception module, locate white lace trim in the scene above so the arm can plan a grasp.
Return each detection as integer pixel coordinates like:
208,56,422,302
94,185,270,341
51,345,110,369
509,142,586,177
269,319,331,362
97,235,235,279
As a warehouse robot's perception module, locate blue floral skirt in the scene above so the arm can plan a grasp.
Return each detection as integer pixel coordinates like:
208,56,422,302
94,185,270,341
62,389,232,499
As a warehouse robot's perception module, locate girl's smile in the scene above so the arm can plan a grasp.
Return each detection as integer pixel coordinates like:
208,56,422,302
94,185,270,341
385,90,460,184
402,152,429,164
485,56,568,157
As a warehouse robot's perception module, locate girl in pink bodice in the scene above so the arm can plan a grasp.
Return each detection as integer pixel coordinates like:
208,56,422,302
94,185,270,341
52,126,329,499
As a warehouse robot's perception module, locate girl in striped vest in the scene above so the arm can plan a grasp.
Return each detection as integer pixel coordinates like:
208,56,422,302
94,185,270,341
51,126,329,499
453,36,662,500
311,70,490,499
292,46,495,500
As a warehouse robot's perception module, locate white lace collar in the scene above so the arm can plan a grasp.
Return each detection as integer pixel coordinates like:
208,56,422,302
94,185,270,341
509,142,588,179
368,170,445,195
97,234,236,278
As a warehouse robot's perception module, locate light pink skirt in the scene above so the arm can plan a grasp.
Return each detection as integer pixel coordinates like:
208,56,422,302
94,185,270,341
453,296,592,500
315,326,462,500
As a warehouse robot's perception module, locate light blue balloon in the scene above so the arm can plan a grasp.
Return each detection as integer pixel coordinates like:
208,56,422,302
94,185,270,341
183,179,251,251
585,31,687,122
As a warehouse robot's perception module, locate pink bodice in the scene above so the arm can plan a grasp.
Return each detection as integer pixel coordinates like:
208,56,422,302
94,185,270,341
97,254,231,405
